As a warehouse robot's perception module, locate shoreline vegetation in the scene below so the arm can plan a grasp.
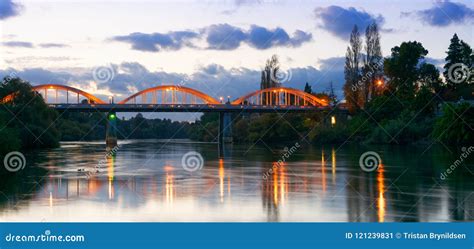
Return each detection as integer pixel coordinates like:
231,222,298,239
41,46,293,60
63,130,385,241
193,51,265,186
0,30,473,155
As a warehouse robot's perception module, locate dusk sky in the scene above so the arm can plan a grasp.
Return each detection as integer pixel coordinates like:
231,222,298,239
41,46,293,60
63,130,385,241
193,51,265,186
0,0,473,106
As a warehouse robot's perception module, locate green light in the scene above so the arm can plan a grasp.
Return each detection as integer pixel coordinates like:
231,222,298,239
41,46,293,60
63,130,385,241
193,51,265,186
109,114,116,120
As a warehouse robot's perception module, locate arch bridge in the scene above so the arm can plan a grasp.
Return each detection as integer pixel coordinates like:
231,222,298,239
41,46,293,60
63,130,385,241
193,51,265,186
1,84,330,112
1,84,342,146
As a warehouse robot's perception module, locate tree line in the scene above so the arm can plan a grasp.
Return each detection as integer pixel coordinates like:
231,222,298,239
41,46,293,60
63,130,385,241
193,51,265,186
192,24,473,145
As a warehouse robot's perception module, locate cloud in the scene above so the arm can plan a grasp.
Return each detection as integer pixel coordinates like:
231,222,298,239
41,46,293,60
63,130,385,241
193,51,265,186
314,5,385,40
290,30,313,46
246,25,312,49
2,41,34,48
205,24,247,50
112,24,312,52
16,68,74,84
199,64,226,75
2,41,70,49
4,56,77,66
317,57,345,72
0,0,22,20
234,0,262,6
39,43,69,48
1,61,345,102
221,0,262,15
111,31,200,52
401,0,474,27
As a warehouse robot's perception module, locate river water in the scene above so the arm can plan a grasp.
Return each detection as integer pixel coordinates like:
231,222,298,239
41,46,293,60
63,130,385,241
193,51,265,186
0,139,472,222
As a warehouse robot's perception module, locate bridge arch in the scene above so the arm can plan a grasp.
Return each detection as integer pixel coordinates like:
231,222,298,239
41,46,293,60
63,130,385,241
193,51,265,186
1,84,106,104
118,85,220,104
232,87,328,107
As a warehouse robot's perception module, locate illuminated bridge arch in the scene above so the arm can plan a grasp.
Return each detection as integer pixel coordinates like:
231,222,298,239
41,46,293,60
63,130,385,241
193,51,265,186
1,84,106,104
118,85,220,104
232,87,328,107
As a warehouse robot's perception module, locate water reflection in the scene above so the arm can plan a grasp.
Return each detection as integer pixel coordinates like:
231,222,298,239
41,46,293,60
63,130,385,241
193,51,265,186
108,155,115,200
0,140,472,222
377,164,386,222
219,159,224,203
321,150,326,193
165,170,174,205
331,148,336,185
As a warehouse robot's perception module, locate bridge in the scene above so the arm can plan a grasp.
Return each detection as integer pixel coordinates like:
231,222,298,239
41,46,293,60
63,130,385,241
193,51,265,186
2,84,344,146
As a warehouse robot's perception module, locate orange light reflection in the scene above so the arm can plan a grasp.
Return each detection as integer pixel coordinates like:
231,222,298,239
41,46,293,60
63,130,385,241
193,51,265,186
377,164,386,222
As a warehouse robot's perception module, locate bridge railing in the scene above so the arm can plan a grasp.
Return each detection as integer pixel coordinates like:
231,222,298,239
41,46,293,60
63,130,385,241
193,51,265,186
2,84,329,108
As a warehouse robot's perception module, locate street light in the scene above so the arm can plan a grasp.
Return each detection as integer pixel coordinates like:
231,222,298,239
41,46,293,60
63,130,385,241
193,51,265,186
331,116,336,127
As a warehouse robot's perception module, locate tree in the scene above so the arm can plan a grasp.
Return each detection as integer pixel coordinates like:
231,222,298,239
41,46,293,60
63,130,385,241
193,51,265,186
460,40,473,86
260,55,281,105
362,22,383,104
443,34,464,89
260,55,281,90
327,81,338,107
432,103,473,144
418,63,442,94
304,82,312,94
384,41,428,100
0,77,60,149
443,34,474,91
343,25,363,113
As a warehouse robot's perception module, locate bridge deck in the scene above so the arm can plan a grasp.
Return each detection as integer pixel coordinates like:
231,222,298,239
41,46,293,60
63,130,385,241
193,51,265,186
50,104,343,113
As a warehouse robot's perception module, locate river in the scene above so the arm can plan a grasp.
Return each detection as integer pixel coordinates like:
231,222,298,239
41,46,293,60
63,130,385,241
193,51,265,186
0,139,472,222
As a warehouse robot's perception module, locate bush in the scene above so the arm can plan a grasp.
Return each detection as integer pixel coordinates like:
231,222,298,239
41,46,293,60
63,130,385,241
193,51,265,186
432,103,474,144
311,124,349,144
0,78,60,149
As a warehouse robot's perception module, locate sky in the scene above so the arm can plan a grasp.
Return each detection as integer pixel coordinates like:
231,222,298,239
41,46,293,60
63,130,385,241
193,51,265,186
0,0,473,119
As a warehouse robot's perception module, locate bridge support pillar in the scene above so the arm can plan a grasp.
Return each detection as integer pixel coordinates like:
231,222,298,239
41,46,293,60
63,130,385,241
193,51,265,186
218,112,233,144
106,112,118,147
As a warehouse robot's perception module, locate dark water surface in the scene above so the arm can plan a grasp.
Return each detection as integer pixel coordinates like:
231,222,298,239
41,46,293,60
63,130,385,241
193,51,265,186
0,139,473,222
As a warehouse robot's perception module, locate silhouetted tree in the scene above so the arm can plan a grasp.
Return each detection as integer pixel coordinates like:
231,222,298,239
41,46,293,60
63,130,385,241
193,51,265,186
384,41,428,100
260,55,281,105
304,82,312,94
444,34,463,89
443,34,473,91
260,55,281,90
343,25,363,113
418,63,442,95
362,22,383,103
327,81,339,107
460,40,474,71
0,77,60,149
